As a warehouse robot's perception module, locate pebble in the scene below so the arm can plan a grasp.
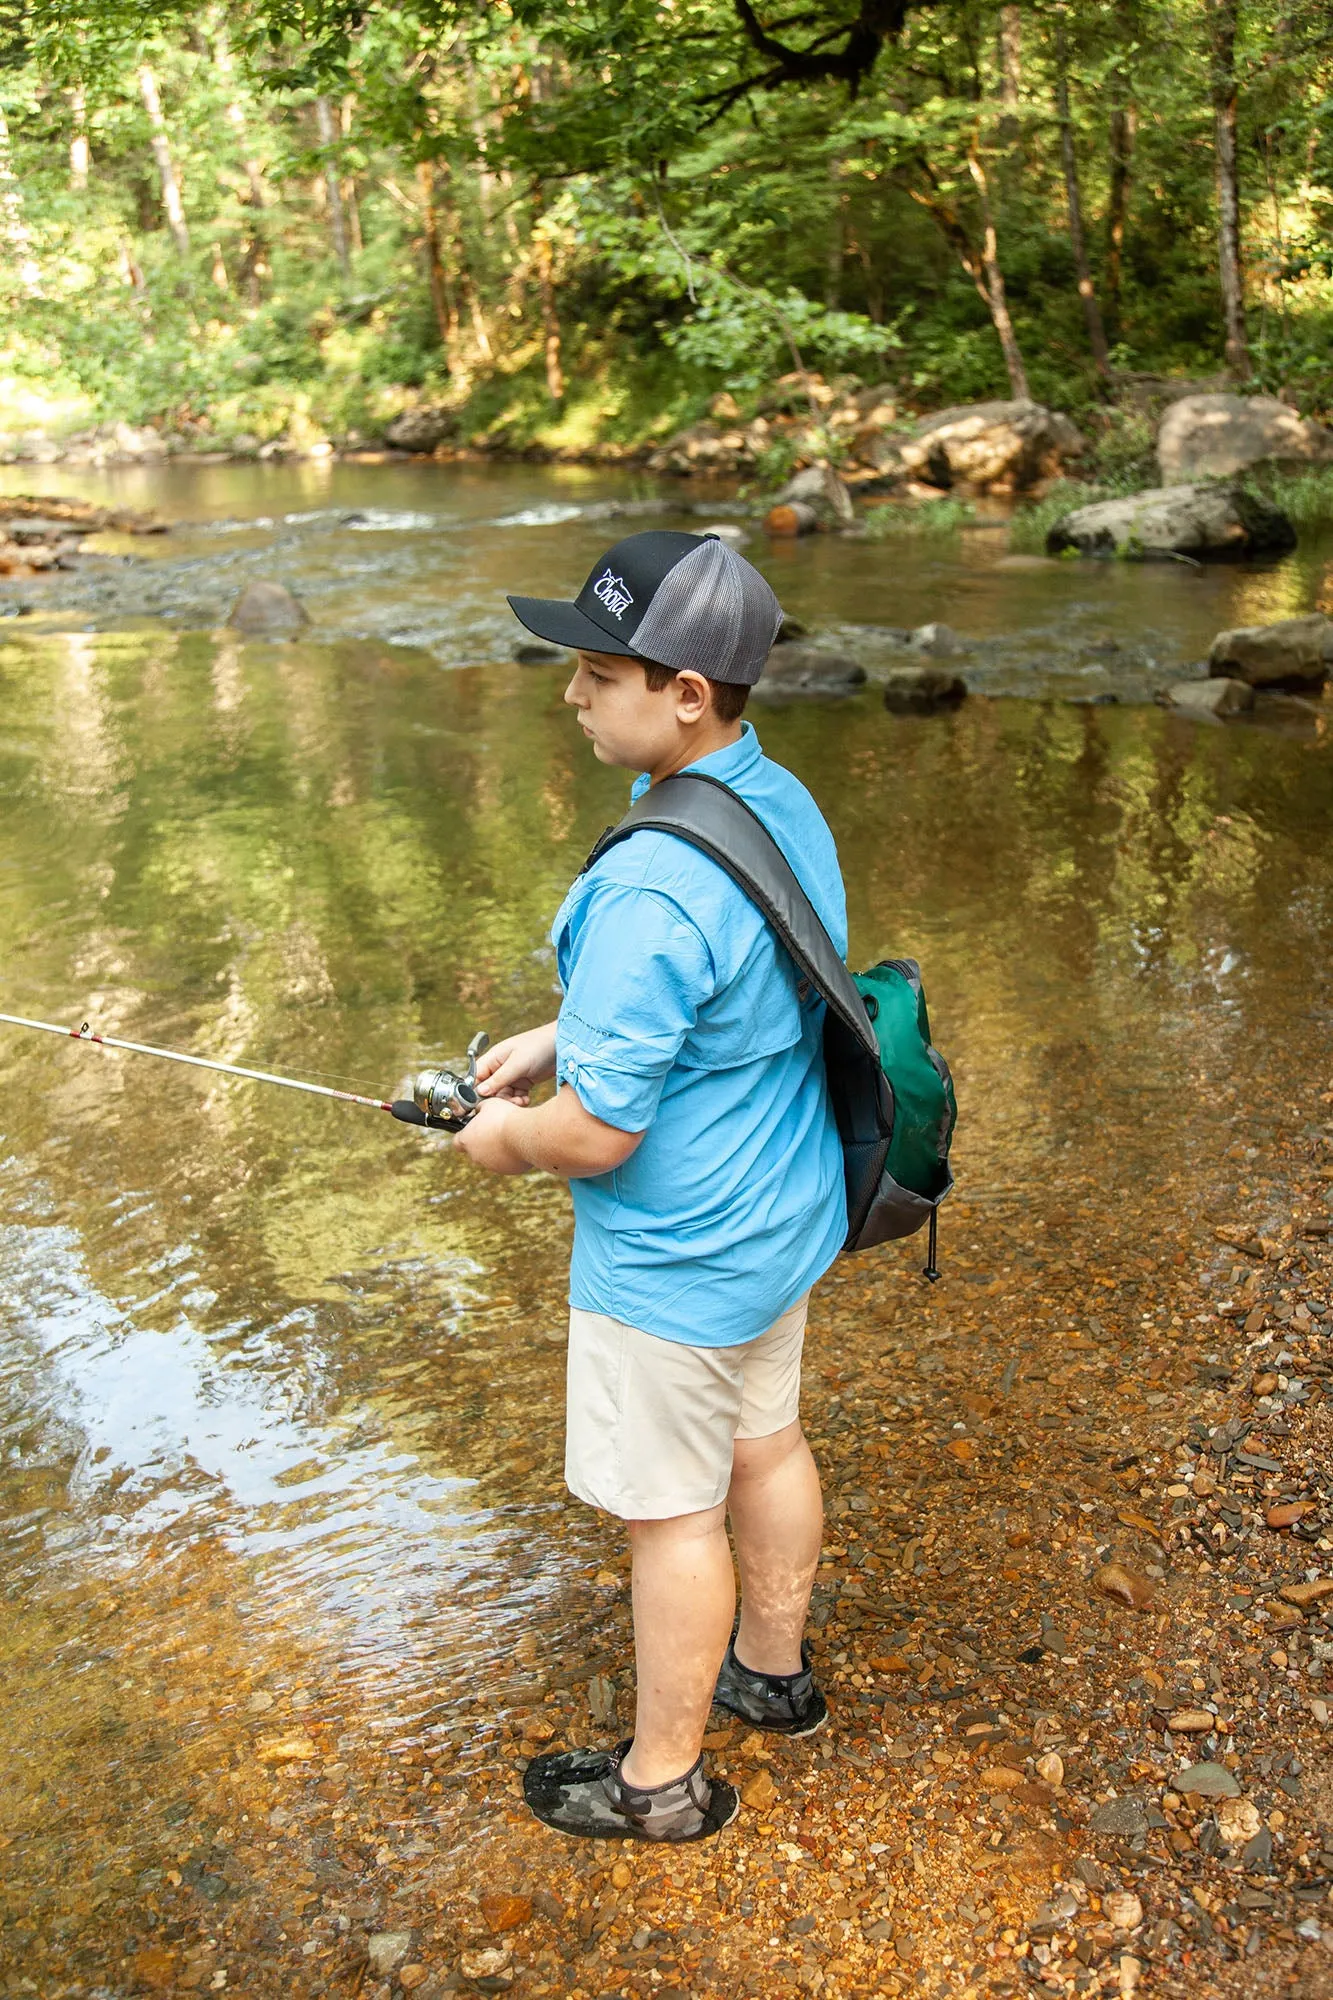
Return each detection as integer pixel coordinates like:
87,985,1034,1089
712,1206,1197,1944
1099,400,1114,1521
1035,1751,1064,1786
366,1933,414,1977
1089,1796,1150,1838
1217,1797,1263,1844
479,1893,532,1932
458,1945,512,1981
1093,1561,1156,1610
1165,1709,1215,1733
1175,1761,1241,1798
1102,1892,1143,1930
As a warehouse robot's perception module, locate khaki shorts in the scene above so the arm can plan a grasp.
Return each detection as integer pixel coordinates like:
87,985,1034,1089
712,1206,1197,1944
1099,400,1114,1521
564,1293,809,1521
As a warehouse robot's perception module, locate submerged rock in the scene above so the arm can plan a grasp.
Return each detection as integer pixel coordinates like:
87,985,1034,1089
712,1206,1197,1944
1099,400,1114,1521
1158,392,1333,483
882,667,968,714
1046,482,1296,561
226,580,310,637
699,521,751,547
761,644,866,694
1166,677,1255,718
898,400,1087,494
1207,613,1332,690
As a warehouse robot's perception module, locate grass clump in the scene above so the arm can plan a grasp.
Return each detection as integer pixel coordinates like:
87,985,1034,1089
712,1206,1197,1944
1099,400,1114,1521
863,497,975,538
1007,481,1111,553
1240,463,1333,532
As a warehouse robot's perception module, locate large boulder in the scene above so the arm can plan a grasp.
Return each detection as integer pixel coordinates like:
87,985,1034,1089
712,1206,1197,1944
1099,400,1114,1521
1166,677,1255,718
1207,614,1332,691
384,408,453,452
226,580,310,637
759,644,866,695
1158,393,1333,483
898,400,1087,493
1046,482,1296,561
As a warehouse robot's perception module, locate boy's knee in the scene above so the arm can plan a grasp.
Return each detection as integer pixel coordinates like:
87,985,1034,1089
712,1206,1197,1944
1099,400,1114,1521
731,1419,807,1482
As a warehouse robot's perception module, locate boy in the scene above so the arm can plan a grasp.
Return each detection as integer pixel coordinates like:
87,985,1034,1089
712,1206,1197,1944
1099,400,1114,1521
455,530,848,1842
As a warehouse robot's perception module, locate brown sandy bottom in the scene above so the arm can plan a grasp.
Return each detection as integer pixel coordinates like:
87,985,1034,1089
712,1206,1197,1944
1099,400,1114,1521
3,1152,1330,2000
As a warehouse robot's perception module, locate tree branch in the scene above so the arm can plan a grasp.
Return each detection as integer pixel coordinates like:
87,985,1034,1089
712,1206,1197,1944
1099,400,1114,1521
728,0,926,98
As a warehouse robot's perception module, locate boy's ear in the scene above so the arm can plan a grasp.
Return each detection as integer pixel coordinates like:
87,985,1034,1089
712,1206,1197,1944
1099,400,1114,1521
674,669,713,719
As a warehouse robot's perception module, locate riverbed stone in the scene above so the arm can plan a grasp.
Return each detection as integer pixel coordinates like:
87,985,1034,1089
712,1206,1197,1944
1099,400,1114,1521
366,1931,414,1975
898,400,1087,493
1046,482,1296,561
760,644,866,693
1166,677,1254,718
1175,1760,1241,1798
1207,613,1332,690
908,621,961,657
882,667,968,714
226,580,310,637
1158,393,1333,482
1089,1795,1151,1839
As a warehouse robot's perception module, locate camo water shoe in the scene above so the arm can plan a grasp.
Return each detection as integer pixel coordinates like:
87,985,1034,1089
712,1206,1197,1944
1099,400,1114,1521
522,1738,738,1842
712,1639,828,1736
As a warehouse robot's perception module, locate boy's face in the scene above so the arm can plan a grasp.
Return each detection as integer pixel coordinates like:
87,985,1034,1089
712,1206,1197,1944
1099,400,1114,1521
564,649,714,772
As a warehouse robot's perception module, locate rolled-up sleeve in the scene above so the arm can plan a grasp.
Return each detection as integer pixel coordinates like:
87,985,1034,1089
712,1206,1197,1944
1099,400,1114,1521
555,882,715,1133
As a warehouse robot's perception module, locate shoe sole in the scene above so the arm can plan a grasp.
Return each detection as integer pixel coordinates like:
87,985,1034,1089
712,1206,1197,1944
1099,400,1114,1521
711,1688,829,1738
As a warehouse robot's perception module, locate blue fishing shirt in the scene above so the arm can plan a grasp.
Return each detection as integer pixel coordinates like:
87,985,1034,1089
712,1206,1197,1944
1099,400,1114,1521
551,722,848,1346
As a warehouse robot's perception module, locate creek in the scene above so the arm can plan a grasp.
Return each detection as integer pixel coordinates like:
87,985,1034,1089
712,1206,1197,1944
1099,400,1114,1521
0,460,1330,1981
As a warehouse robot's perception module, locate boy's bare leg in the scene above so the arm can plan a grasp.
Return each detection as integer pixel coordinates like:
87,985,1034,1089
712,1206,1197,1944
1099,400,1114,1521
727,1420,823,1675
620,1503,734,1789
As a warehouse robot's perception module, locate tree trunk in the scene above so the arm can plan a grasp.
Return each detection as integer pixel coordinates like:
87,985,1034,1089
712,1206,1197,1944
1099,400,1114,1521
0,105,41,293
966,150,1030,399
1054,19,1112,378
213,24,266,304
1208,0,1250,376
1105,96,1136,339
340,98,363,257
531,183,564,402
70,84,90,190
998,4,1022,147
314,96,350,275
825,155,844,308
138,65,191,256
416,158,456,351
911,153,1031,401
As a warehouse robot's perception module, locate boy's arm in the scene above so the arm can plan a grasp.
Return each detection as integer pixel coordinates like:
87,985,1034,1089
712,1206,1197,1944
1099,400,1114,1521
454,1084,642,1178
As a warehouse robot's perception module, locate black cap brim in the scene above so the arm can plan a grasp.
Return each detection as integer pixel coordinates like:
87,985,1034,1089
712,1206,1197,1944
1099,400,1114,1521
507,592,644,658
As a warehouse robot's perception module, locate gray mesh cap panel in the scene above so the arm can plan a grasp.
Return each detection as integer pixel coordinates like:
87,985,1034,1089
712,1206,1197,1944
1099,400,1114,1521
630,538,783,685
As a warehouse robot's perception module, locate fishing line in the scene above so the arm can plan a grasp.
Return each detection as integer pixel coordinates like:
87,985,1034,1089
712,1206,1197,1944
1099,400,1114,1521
0,1011,489,1133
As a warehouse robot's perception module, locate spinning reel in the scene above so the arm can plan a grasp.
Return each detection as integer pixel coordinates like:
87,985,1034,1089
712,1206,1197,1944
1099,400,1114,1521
393,1030,490,1131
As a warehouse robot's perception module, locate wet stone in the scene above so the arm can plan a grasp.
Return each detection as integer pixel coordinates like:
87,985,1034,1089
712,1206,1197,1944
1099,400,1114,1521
1176,1761,1241,1798
1089,1796,1151,1839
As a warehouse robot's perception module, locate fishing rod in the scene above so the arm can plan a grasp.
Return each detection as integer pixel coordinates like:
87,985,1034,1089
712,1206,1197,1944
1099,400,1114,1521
0,1011,489,1133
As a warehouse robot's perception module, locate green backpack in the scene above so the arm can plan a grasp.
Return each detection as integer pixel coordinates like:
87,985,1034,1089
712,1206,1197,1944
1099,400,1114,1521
585,772,956,1276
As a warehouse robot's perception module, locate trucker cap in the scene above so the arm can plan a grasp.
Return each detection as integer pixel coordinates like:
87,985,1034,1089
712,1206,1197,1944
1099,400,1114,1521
507,529,783,687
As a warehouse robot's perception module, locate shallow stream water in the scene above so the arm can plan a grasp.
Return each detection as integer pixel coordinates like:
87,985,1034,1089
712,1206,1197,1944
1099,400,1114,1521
3,457,1332,701
1,463,1331,1990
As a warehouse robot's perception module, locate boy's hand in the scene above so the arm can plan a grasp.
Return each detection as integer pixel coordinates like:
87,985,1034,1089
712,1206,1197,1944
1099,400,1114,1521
453,1099,531,1175
475,1021,558,1105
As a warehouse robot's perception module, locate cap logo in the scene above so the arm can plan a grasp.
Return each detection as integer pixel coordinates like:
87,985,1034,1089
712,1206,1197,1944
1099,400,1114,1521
592,569,634,620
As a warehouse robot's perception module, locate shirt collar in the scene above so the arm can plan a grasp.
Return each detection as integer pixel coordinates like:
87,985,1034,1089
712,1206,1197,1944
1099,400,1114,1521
631,720,762,801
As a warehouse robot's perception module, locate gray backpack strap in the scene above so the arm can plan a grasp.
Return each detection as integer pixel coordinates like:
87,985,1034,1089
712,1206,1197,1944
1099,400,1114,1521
584,770,881,1062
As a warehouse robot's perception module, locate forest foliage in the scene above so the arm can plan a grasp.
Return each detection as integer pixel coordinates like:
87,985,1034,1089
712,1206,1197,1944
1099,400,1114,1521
0,0,1330,454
